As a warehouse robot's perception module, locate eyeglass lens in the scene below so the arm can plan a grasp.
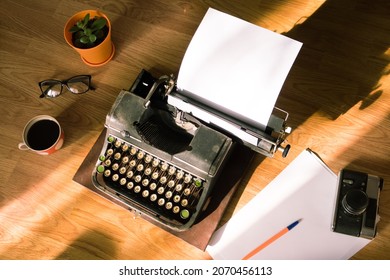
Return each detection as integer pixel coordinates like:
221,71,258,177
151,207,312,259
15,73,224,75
40,75,91,98
67,76,90,94
40,81,63,97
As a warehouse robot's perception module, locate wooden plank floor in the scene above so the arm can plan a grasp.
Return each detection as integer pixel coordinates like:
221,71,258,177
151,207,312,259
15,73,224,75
0,0,389,259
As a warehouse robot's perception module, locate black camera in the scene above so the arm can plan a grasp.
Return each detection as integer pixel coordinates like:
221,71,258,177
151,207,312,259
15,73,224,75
332,169,383,239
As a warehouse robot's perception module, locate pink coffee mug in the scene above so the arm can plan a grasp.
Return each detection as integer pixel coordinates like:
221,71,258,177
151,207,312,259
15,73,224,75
18,115,64,155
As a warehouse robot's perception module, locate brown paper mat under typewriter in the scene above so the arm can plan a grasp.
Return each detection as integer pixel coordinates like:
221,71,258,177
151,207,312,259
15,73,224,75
73,129,254,250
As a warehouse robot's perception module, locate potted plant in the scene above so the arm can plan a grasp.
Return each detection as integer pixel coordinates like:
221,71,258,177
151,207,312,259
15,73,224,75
64,10,115,66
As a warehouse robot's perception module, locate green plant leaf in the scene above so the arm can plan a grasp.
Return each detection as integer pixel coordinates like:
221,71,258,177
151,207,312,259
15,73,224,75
89,34,97,43
91,18,107,31
80,36,90,44
83,13,90,28
76,21,84,29
69,26,80,33
85,28,92,36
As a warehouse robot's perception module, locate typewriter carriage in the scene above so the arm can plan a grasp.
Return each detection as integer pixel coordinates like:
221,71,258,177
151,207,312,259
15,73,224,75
131,69,292,158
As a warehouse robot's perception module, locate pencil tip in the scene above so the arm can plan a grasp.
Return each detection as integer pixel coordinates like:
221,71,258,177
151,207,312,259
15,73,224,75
287,219,301,230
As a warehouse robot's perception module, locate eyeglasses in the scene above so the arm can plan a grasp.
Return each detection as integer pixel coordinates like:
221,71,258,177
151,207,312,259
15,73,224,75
39,75,94,98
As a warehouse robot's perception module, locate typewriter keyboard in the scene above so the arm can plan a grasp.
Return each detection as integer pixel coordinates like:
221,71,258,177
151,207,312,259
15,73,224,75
95,135,205,225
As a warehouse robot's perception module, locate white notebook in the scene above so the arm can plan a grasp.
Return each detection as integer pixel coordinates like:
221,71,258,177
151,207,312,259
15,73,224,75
207,149,371,259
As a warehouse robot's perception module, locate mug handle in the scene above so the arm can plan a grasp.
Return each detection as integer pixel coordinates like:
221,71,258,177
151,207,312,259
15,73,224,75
18,142,29,150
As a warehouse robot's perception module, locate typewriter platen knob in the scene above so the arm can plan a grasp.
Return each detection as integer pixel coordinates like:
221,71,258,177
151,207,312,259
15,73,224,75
278,144,291,158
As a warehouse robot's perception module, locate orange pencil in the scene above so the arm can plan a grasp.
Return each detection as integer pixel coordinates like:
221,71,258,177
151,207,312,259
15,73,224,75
242,219,301,260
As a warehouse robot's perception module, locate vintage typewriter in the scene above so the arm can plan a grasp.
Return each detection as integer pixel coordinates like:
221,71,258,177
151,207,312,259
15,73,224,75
91,69,292,231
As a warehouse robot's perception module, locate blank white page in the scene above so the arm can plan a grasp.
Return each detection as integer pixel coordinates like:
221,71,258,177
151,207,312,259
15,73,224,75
176,8,302,128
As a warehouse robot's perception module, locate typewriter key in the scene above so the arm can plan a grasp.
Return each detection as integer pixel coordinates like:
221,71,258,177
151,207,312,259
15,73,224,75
134,185,141,193
173,206,180,214
145,154,152,163
175,184,183,192
173,195,180,203
180,209,190,219
183,188,191,196
126,171,134,178
159,176,167,184
137,151,144,160
152,158,160,167
122,156,129,164
112,163,119,171
104,159,111,166
112,174,119,181
106,149,114,156
134,175,142,183
99,155,105,162
114,152,121,160
115,140,122,148
96,165,105,173
158,198,165,206
152,172,159,180
142,179,149,187
129,160,136,167
157,187,164,195
127,182,134,189
122,144,129,151
136,164,144,172
168,166,176,175
181,199,188,207
167,180,175,188
104,170,111,177
165,191,172,199
150,194,157,202
130,147,137,155
142,190,149,198
120,178,127,185
184,174,192,184
176,171,184,180
119,167,127,174
161,162,168,171
107,136,115,143
194,178,202,187
149,183,157,191
144,167,152,176
165,202,173,210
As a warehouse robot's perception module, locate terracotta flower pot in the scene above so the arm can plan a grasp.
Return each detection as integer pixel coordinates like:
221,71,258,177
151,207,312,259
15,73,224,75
64,10,115,67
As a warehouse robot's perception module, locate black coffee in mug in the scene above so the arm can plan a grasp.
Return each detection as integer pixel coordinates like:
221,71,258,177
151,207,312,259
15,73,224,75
26,119,60,150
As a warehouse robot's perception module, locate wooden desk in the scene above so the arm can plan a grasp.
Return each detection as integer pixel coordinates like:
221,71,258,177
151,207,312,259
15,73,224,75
0,0,389,259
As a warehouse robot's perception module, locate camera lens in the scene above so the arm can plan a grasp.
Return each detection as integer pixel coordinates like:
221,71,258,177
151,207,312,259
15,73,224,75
341,189,369,216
